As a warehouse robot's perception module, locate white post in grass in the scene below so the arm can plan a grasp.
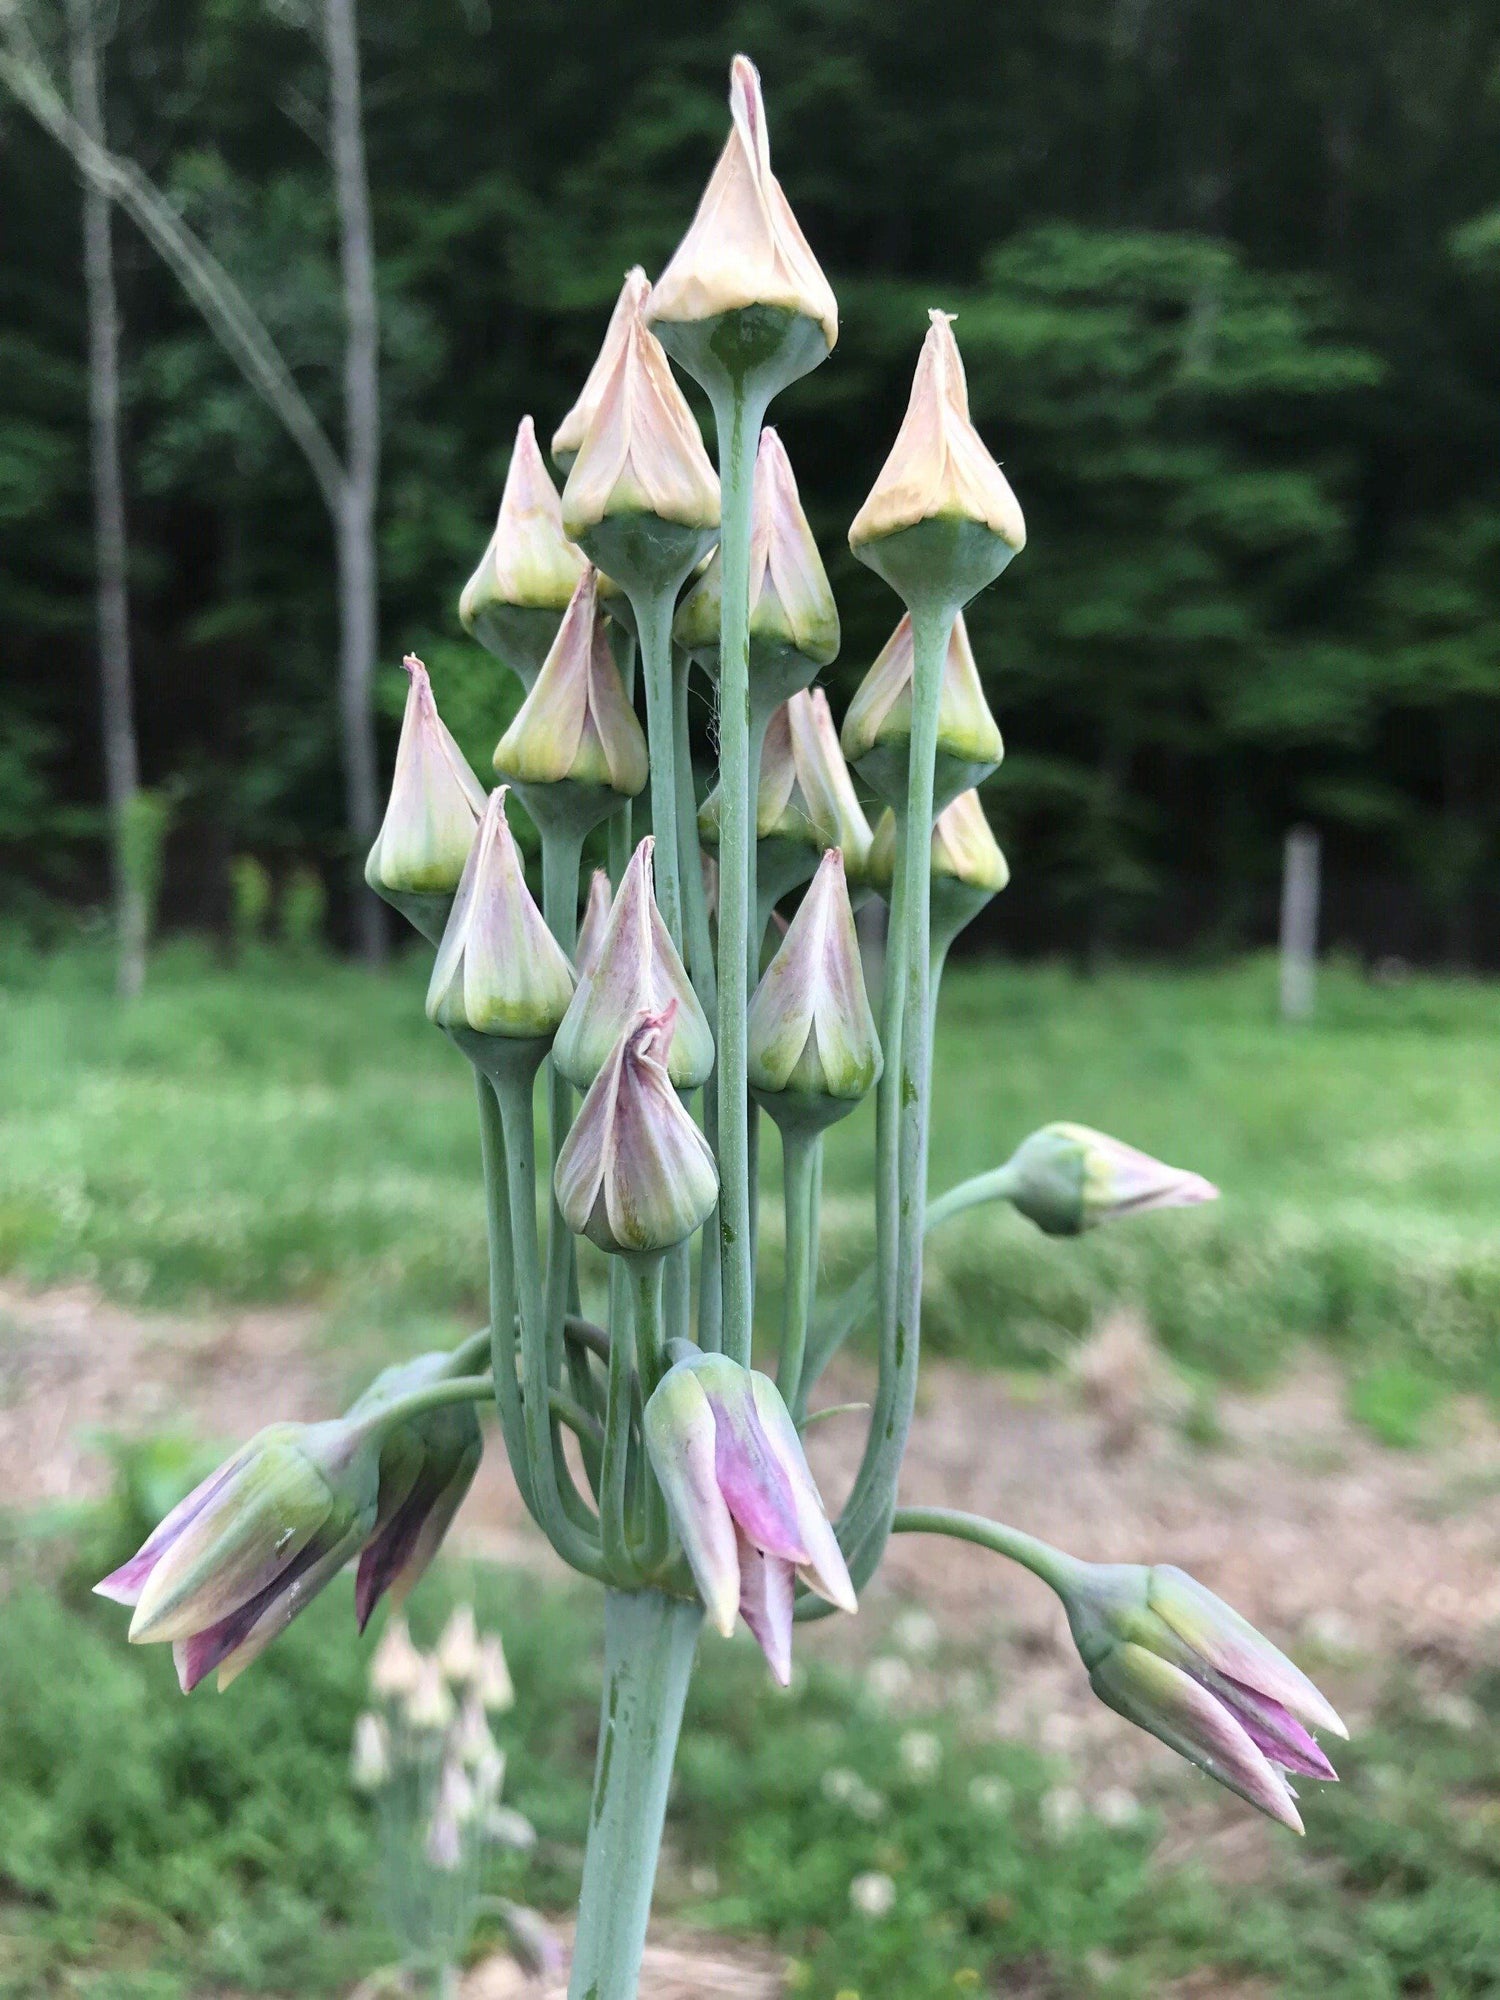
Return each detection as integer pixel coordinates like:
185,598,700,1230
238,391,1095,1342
1279,825,1320,1022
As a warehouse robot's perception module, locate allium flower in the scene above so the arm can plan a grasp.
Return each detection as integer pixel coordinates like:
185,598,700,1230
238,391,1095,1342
95,1419,380,1693
674,427,839,707
552,267,653,472
345,1354,483,1634
437,1603,482,1685
649,56,838,367
405,1654,455,1732
553,838,714,1091
364,656,487,933
476,1632,515,1714
1002,1122,1218,1238
868,789,1010,951
492,567,648,803
554,1003,719,1257
643,1348,856,1683
426,788,576,1044
459,417,587,683
1058,1560,1346,1831
369,1615,425,1700
350,1711,390,1792
840,608,1003,811
849,310,1025,558
574,866,613,977
747,848,881,1129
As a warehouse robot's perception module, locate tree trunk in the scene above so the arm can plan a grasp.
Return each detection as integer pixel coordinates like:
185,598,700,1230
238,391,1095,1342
66,0,143,996
324,0,384,963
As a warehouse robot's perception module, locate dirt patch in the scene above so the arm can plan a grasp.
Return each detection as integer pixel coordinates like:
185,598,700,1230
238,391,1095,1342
459,1935,784,1999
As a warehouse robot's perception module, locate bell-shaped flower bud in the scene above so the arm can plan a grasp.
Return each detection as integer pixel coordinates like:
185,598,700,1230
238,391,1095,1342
405,1653,455,1732
561,294,720,597
553,838,714,1091
554,1003,719,1257
350,1711,390,1792
574,866,613,978
649,56,838,401
436,1603,482,1685
643,1348,855,1682
869,789,1010,955
840,609,1002,812
365,656,487,942
748,849,881,1132
369,1615,425,1701
459,417,588,686
95,1418,381,1693
492,569,649,821
426,787,576,1048
343,1353,483,1634
1002,1122,1218,1238
849,311,1025,607
476,1632,515,1714
552,268,653,473
674,427,839,712
1056,1559,1345,1831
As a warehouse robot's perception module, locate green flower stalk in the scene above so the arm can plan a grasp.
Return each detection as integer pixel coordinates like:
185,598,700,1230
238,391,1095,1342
459,416,588,687
364,654,487,945
869,787,1011,978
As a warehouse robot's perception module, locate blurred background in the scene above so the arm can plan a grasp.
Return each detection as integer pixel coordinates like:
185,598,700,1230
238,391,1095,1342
5,1,1500,1996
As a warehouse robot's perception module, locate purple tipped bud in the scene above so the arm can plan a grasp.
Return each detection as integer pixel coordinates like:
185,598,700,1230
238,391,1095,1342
574,867,614,978
700,689,873,894
1003,1122,1218,1237
841,609,1003,813
459,417,588,684
493,568,648,799
364,656,487,920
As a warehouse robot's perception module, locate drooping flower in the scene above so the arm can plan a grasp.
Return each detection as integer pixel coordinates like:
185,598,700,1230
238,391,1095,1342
574,866,613,978
649,55,838,396
840,609,1002,812
552,268,654,473
492,568,648,809
868,789,1010,957
643,1348,856,1682
1056,1559,1345,1831
553,838,714,1091
344,1353,483,1633
674,426,839,711
1002,1122,1218,1237
95,1419,381,1693
365,656,487,941
747,848,881,1130
554,1003,719,1257
459,417,588,684
426,787,576,1044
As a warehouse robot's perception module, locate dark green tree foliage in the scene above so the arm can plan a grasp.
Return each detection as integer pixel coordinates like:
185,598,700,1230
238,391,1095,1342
6,0,1500,955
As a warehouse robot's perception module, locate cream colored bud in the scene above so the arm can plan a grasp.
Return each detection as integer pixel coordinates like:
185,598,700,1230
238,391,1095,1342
476,1633,515,1714
840,609,1003,811
848,311,1025,585
426,788,576,1042
552,269,653,472
369,1615,425,1701
459,418,587,679
350,1711,390,1792
493,568,648,799
405,1655,454,1733
649,55,837,352
436,1603,481,1685
869,789,1010,952
365,656,486,897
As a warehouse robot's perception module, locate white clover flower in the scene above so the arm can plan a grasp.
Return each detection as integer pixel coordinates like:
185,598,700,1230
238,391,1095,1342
848,1870,897,1919
898,1729,942,1780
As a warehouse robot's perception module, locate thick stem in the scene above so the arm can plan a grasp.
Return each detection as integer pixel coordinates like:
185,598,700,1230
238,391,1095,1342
675,655,722,1354
600,1264,639,1583
568,1588,702,2000
542,831,596,1436
710,380,767,1369
359,1373,493,1435
778,1127,820,1415
476,1072,533,1513
607,628,637,886
636,588,682,949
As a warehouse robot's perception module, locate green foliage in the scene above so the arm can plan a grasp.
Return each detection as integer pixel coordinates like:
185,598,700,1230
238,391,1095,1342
278,864,327,955
229,855,273,950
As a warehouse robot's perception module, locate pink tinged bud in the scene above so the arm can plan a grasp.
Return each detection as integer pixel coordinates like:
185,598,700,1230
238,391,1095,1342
648,55,838,353
674,428,840,704
553,839,715,1091
869,790,1010,954
841,609,1003,813
574,867,613,979
426,788,576,1042
365,656,487,897
748,848,882,1128
552,268,654,473
1147,1566,1348,1748
492,568,648,799
1003,1122,1218,1237
554,1003,719,1256
736,1530,795,1687
459,418,588,683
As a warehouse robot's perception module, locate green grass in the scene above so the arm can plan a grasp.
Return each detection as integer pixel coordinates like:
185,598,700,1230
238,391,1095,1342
4,938,1500,1390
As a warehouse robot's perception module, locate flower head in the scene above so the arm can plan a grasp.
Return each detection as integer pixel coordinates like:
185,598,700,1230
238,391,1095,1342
492,568,648,802
426,788,576,1042
554,1003,719,1257
748,848,881,1128
365,656,487,915
344,1354,482,1633
369,1615,425,1700
674,427,839,705
869,789,1010,955
1059,1560,1345,1831
1003,1122,1218,1238
436,1603,482,1685
649,56,837,354
350,1711,390,1792
841,609,1002,811
95,1419,380,1693
459,417,587,682
552,268,653,472
553,838,714,1090
574,866,613,978
644,1348,855,1681
700,689,873,902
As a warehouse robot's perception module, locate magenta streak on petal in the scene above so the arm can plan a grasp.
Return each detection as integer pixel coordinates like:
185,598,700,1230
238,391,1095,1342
712,1404,808,1563
95,1456,245,1605
354,1469,445,1632
1221,1677,1338,1780
174,1537,328,1692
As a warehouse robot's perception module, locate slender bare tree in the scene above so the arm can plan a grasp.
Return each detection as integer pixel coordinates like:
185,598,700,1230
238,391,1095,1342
0,0,387,961
63,0,144,994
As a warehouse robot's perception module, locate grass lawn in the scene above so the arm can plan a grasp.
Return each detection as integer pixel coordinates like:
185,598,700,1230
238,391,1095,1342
3,937,1499,1391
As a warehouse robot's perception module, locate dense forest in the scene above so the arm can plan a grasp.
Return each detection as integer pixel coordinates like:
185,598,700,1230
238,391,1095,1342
6,0,1500,962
